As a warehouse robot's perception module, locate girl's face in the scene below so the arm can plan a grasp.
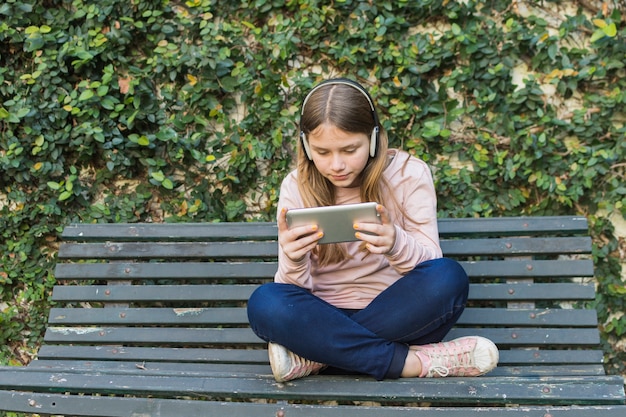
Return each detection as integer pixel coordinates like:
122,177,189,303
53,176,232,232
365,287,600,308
306,123,370,189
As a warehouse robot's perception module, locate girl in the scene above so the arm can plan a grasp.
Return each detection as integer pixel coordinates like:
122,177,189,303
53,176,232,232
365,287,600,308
247,78,498,382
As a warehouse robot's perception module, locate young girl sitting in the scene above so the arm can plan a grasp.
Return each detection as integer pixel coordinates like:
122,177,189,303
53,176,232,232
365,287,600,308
247,78,498,382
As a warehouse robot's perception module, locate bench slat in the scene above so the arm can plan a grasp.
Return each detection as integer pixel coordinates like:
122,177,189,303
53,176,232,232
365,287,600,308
37,345,269,363
43,326,600,347
52,284,259,302
48,307,598,327
460,259,594,278
23,359,608,379
35,345,605,366
3,390,625,417
442,236,591,256
437,216,589,237
43,326,262,345
467,283,596,300
51,283,597,303
445,328,600,346
57,237,592,259
54,259,593,281
58,241,279,260
54,262,279,280
0,370,622,405
61,222,280,242
458,308,597,326
60,217,590,242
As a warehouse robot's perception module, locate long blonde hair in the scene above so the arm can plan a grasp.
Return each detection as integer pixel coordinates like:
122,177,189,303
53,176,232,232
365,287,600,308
297,79,392,266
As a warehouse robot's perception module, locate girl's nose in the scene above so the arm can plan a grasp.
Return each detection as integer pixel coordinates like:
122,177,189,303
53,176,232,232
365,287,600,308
330,154,346,171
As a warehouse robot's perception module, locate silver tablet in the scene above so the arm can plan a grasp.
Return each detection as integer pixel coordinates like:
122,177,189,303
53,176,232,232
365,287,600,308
286,202,381,244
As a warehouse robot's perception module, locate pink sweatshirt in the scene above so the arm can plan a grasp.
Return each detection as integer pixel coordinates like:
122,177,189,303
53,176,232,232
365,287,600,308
275,150,443,309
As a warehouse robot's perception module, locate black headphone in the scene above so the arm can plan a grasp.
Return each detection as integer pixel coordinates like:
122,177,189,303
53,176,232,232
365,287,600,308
299,78,380,160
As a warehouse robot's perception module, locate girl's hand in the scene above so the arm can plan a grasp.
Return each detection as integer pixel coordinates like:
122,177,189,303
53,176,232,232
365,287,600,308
353,204,397,255
277,207,323,262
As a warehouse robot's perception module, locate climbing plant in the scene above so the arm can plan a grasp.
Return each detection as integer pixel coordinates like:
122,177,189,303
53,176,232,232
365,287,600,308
1,0,625,376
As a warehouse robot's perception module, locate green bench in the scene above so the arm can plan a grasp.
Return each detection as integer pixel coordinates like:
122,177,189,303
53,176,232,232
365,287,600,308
0,216,624,416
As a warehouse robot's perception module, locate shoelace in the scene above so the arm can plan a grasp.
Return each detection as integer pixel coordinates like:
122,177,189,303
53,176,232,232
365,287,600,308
422,340,476,377
283,351,325,381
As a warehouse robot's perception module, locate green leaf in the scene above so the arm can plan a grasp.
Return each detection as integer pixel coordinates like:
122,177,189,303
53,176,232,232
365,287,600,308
47,182,61,190
59,191,72,201
17,107,30,118
603,23,617,38
151,171,165,181
162,178,174,189
25,35,44,51
78,90,94,101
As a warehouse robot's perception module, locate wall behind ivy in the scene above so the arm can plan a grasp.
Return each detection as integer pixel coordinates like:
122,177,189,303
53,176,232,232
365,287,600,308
1,0,625,376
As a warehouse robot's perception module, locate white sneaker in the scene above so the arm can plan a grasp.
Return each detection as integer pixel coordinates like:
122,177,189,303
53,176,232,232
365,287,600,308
268,342,327,382
413,336,499,377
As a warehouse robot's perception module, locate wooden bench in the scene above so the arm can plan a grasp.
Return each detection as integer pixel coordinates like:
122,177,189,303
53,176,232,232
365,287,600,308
0,216,624,416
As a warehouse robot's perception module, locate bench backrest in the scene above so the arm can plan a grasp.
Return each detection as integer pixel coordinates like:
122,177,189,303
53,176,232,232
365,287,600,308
40,217,604,377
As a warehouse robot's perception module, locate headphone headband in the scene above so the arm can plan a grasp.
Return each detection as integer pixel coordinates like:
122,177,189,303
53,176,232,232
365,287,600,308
300,78,380,160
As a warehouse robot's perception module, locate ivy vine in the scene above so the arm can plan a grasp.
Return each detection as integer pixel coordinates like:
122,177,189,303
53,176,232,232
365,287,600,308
1,0,625,376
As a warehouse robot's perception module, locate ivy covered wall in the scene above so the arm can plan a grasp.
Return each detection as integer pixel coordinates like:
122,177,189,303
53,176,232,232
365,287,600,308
1,0,625,377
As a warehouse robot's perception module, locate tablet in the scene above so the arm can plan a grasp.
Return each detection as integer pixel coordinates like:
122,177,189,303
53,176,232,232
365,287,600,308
286,202,381,244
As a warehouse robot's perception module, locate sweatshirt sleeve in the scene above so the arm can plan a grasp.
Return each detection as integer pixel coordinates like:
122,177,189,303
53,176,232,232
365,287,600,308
273,172,314,290
384,155,442,274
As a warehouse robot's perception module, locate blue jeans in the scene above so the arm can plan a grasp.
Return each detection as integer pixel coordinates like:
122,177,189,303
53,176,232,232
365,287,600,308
247,258,468,380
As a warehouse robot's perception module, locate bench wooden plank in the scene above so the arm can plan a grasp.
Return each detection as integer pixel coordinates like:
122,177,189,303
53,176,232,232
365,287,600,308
36,345,270,363
441,236,592,256
437,216,591,236
460,260,594,278
467,283,596,300
43,326,263,346
34,345,605,366
49,307,252,325
21,359,608,379
57,236,592,259
0,370,623,405
445,328,600,346
60,217,591,242
1,390,624,417
51,284,260,302
54,262,279,280
58,241,280,259
54,259,593,281
61,222,280,242
48,307,598,327
51,283,597,303
457,308,598,326
42,326,600,347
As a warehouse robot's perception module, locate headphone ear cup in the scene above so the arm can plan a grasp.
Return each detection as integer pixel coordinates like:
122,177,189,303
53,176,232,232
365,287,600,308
301,132,313,160
369,127,378,157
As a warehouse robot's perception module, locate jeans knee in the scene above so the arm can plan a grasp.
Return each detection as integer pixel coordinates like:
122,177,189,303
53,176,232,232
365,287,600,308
247,283,278,322
444,258,469,285
445,258,469,303
421,258,469,302
247,282,303,327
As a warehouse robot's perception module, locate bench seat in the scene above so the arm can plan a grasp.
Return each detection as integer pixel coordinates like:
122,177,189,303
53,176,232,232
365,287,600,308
0,216,624,416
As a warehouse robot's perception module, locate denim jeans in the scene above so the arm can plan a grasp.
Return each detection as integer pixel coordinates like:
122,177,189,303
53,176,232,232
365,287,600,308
247,257,469,380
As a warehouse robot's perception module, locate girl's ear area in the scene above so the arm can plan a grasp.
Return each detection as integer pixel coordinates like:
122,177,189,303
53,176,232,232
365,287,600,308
370,127,378,157
301,131,313,160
